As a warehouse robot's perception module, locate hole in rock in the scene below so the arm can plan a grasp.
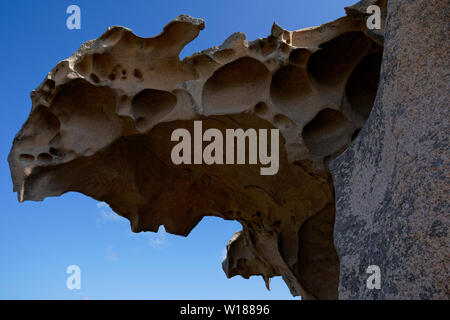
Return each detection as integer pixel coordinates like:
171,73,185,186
133,69,143,80
249,38,277,56
49,80,120,154
74,55,91,75
307,32,373,86
289,48,311,67
92,53,114,78
302,108,353,157
19,154,35,162
37,153,53,162
346,52,382,120
254,102,269,115
49,147,64,158
131,89,177,131
19,106,61,147
270,65,312,114
33,106,61,132
89,73,100,84
202,57,270,115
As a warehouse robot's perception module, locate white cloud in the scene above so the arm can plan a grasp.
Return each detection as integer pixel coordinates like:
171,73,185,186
106,245,118,261
96,202,108,208
149,226,168,249
96,202,123,222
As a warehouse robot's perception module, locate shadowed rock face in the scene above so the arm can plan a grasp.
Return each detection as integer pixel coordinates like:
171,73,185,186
9,2,385,299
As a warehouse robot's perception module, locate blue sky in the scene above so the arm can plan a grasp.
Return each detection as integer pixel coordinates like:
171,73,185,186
0,0,355,299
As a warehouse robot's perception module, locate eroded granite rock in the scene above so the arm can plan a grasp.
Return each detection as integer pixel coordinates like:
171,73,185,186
9,2,385,299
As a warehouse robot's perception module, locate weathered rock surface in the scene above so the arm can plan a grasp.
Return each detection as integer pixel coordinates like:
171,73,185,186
331,0,449,299
9,2,386,299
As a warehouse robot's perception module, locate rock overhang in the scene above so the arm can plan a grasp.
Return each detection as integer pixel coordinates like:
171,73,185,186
9,0,387,299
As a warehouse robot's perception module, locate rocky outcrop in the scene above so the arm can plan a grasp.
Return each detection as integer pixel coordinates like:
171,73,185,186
330,0,449,299
9,2,386,299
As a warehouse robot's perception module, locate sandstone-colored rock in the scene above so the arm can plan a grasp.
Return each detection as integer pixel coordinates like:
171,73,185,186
331,0,449,299
9,3,384,299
